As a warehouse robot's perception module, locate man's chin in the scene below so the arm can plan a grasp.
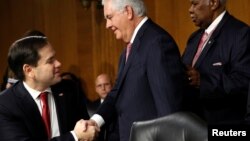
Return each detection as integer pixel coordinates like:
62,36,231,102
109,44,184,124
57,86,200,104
114,34,122,40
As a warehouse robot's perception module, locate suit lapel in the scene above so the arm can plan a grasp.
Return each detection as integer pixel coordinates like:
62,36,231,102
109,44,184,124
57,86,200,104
194,38,215,67
112,19,150,101
118,19,148,90
120,40,140,81
194,12,230,68
182,29,203,65
190,31,204,64
51,85,68,133
15,82,47,137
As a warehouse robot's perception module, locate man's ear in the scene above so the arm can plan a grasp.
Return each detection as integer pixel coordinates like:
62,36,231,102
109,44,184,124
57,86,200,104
125,5,134,20
23,64,34,78
209,0,220,10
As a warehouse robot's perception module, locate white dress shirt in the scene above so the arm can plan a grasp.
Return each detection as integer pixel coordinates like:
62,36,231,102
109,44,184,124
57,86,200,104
23,82,78,140
201,11,226,51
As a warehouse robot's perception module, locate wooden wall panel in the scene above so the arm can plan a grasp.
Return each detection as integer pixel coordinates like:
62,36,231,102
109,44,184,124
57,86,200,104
76,0,95,100
227,0,250,24
0,0,43,89
0,0,11,79
91,1,124,100
172,0,197,53
0,0,250,101
153,1,205,53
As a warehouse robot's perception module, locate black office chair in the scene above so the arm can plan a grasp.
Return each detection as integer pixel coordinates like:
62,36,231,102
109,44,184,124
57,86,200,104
129,112,208,141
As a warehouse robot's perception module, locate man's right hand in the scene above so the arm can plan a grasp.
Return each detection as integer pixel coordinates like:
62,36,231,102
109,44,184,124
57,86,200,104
73,119,100,141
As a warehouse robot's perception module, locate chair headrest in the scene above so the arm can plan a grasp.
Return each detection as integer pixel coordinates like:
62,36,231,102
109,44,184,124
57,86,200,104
129,112,208,141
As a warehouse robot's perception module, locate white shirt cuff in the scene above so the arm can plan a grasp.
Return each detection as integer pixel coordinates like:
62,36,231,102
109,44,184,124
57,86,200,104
91,114,105,127
70,131,78,141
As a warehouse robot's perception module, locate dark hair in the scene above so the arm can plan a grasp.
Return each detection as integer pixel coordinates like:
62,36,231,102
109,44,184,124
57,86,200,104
23,29,46,37
8,30,48,81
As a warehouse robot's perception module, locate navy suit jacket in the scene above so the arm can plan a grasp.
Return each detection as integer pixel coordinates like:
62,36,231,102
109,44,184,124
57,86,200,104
0,80,89,141
97,19,185,141
182,12,250,123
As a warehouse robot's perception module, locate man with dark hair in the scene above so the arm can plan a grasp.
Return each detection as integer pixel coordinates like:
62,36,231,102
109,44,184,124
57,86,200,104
0,30,98,141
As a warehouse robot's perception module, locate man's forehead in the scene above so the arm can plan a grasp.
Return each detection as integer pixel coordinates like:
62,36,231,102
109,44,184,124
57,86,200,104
104,6,114,16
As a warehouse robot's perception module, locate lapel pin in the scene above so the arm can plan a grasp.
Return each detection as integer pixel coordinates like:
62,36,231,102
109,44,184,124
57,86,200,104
59,93,64,96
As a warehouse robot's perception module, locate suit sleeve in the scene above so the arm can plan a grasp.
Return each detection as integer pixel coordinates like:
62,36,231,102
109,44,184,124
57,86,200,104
96,51,125,124
0,104,75,141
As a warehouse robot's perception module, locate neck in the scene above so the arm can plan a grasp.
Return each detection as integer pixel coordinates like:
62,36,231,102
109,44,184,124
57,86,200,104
126,16,145,42
24,80,49,92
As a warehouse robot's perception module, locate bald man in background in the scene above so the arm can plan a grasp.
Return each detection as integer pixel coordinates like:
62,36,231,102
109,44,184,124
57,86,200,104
95,74,112,104
88,73,117,141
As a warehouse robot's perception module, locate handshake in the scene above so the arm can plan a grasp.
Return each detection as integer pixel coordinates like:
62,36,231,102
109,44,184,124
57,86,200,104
73,119,100,141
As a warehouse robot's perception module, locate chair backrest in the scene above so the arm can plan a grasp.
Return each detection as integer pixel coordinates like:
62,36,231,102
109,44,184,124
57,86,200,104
129,112,208,141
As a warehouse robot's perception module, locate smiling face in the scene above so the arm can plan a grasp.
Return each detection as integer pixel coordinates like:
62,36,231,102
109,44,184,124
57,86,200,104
26,43,62,90
103,0,133,43
189,0,213,28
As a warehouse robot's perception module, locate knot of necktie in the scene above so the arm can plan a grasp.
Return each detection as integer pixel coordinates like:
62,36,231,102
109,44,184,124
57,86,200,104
40,92,48,103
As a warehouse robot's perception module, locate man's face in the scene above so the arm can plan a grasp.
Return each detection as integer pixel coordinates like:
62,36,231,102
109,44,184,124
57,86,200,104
103,0,130,42
189,0,213,28
95,75,112,99
32,44,62,87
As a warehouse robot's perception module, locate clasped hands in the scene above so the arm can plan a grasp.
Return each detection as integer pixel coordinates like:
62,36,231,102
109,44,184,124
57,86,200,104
74,119,100,141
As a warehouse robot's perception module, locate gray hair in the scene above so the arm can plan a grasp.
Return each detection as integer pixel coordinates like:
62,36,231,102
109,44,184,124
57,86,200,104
102,0,146,17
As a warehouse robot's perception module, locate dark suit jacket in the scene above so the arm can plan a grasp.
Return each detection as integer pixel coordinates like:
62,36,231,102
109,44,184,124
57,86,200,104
246,83,250,122
87,99,119,141
97,19,185,141
0,79,89,141
182,12,250,124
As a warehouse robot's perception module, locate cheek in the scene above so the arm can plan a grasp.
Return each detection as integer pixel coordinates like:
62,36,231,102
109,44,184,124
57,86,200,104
96,89,103,94
38,66,54,77
107,87,112,91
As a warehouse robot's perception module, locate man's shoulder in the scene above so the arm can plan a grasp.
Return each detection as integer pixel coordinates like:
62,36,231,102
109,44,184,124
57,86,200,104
0,84,20,111
0,81,22,98
221,13,249,30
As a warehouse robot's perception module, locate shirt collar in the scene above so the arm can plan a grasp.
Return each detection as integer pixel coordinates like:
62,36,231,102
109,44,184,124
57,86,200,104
23,81,52,99
205,11,226,35
130,16,148,43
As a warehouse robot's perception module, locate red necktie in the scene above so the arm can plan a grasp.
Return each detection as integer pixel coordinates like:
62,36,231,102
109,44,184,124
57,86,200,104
192,32,209,67
40,92,51,139
126,43,132,62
